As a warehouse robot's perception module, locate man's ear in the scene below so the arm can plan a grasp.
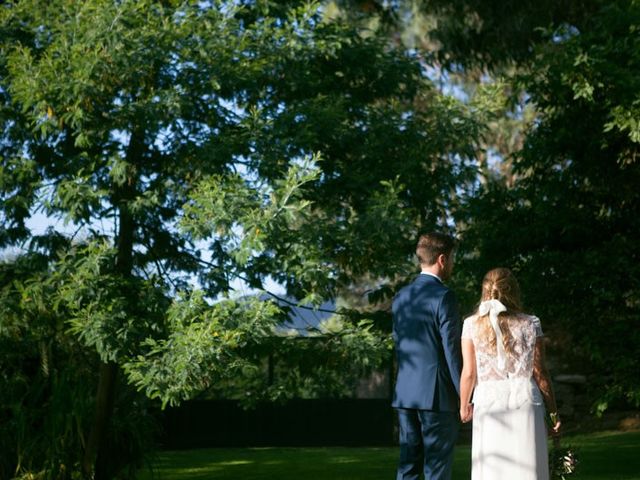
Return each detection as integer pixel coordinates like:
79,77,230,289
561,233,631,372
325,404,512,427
437,253,447,268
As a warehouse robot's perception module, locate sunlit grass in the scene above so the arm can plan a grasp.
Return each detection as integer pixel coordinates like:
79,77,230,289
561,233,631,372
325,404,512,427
139,430,640,480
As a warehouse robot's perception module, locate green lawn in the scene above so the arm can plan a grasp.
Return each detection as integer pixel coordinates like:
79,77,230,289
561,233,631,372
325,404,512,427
139,430,640,480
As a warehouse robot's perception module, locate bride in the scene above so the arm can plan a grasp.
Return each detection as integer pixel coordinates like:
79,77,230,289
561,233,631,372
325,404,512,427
459,268,562,479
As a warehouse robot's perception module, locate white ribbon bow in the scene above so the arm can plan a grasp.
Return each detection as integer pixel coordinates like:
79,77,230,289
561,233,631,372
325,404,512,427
478,299,508,370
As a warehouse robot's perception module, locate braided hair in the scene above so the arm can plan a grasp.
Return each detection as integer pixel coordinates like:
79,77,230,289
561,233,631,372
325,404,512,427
476,268,523,357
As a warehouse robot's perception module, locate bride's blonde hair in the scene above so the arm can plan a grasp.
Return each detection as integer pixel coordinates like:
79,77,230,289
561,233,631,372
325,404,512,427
476,268,523,357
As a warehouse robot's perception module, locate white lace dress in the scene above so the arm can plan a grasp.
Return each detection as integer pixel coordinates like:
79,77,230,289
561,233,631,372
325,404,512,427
462,313,549,480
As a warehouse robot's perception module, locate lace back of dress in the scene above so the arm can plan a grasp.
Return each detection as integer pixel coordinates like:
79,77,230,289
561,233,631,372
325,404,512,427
473,314,538,382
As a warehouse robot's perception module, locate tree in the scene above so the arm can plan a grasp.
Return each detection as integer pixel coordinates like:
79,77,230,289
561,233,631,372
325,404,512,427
423,0,640,412
338,0,640,412
0,1,481,477
335,0,599,68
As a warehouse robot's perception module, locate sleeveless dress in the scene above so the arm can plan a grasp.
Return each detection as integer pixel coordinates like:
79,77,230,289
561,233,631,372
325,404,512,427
462,313,550,480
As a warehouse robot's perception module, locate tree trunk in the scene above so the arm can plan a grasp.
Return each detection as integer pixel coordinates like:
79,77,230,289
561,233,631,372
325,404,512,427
83,130,141,479
82,362,118,479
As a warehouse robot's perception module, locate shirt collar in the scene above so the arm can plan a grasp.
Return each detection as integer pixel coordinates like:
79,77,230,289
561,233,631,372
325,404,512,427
420,271,442,283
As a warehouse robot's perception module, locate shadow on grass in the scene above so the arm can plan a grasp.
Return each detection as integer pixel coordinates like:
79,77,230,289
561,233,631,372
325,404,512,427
142,447,412,480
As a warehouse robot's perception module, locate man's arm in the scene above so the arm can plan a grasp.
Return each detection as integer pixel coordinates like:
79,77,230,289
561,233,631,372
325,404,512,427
438,290,463,394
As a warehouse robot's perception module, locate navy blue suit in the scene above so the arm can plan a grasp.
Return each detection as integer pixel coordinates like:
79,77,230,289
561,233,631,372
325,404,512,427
392,273,462,480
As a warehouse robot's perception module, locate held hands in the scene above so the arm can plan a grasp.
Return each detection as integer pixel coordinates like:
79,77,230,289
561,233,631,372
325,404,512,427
460,403,473,423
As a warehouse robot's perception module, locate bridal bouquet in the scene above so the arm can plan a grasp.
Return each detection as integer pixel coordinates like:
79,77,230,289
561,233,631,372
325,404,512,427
549,440,578,479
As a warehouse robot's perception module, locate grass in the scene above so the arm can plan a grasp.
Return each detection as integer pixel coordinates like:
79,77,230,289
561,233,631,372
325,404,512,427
139,430,640,480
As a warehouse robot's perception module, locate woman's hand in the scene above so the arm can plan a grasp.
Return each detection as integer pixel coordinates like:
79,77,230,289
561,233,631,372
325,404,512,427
549,412,561,437
460,403,473,423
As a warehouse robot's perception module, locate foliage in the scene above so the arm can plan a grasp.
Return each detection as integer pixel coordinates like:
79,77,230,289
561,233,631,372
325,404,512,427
0,0,482,476
334,0,600,69
120,155,403,407
0,251,158,480
202,317,393,405
444,0,640,411
339,0,640,411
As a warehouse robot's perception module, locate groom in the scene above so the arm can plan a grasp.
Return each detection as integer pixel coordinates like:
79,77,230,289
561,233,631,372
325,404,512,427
392,232,462,480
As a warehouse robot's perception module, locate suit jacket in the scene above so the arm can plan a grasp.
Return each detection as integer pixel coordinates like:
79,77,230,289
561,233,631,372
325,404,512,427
392,274,462,411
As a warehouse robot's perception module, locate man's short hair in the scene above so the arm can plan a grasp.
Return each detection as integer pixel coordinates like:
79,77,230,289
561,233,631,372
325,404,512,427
416,232,456,265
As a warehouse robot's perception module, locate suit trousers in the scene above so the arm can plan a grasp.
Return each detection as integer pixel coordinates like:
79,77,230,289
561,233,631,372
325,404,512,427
396,408,459,480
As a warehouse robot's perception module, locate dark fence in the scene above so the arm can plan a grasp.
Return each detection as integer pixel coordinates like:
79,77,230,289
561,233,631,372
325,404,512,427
159,398,396,449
